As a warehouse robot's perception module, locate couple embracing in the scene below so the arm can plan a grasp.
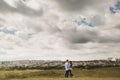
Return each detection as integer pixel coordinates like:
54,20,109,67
64,59,73,78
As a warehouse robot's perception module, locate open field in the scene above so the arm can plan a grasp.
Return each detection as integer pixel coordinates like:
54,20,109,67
3,77,120,80
0,67,120,80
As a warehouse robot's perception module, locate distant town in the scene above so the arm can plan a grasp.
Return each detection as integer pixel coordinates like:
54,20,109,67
0,58,120,70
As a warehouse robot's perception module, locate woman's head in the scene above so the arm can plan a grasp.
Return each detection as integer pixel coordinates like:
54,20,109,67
69,61,72,64
69,61,72,67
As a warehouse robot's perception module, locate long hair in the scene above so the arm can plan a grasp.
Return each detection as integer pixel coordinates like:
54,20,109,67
69,61,72,67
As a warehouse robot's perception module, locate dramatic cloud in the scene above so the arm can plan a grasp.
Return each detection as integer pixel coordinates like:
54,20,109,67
0,0,120,61
54,0,107,11
0,0,43,16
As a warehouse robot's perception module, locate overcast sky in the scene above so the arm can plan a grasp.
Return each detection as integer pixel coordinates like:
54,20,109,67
0,0,120,61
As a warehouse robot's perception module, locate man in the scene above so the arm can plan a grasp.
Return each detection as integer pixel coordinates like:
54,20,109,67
64,59,69,78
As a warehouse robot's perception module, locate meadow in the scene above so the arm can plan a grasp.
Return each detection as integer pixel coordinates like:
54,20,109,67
0,67,120,80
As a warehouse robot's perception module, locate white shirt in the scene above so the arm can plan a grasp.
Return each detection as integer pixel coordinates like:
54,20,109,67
65,62,69,71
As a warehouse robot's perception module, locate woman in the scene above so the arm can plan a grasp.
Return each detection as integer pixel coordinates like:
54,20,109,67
69,61,73,77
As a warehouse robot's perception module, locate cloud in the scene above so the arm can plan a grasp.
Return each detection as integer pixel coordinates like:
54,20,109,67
97,29,120,43
0,0,43,16
115,24,120,29
91,15,105,26
0,48,7,55
0,0,120,61
60,26,98,43
54,0,111,14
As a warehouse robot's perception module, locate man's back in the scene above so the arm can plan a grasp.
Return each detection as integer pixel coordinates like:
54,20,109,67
65,62,69,71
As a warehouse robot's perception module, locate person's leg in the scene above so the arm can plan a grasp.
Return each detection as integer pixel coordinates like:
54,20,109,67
65,70,69,78
69,70,73,78
65,71,67,78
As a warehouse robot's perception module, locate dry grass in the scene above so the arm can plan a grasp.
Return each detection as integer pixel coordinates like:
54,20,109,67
0,67,120,79
3,78,120,80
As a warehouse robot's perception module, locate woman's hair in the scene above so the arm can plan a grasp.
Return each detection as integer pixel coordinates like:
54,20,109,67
69,61,72,67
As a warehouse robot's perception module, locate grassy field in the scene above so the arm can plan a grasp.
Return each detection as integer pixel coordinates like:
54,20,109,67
0,67,120,80
3,77,120,80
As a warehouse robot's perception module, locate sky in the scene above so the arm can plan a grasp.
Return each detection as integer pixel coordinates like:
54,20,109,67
0,0,120,61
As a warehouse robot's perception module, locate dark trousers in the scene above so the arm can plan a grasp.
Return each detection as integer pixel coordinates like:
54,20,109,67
65,70,69,78
69,70,73,77
65,70,73,78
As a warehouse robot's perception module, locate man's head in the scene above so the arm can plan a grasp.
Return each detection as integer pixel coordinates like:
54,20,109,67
66,59,69,62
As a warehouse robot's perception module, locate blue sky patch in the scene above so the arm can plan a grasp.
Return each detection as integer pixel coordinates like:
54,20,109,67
74,18,94,27
110,1,120,14
64,17,95,27
110,7,116,14
0,28,16,35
